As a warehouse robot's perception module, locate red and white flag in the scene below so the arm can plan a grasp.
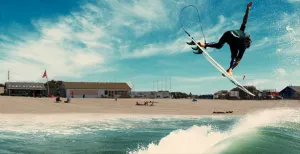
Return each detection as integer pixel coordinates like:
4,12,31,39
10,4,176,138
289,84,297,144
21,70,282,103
42,70,47,78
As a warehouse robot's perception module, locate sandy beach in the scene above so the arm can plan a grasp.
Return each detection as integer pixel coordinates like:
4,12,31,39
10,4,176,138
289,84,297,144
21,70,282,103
0,96,299,116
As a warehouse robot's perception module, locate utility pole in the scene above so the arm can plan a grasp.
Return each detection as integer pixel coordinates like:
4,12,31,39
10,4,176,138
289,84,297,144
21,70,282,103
153,80,154,91
170,77,172,98
165,76,167,91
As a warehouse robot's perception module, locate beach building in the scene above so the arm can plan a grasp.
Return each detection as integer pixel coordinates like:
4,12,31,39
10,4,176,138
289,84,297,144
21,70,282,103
156,91,170,98
279,86,300,99
4,82,46,97
213,90,228,99
198,94,214,99
131,91,155,98
0,84,4,94
60,82,131,98
131,91,170,98
261,89,279,99
171,92,189,99
229,86,259,99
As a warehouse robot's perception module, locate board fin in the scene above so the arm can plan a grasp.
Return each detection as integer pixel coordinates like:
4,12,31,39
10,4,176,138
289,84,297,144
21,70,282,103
186,41,196,45
190,46,203,54
193,50,203,54
191,46,199,50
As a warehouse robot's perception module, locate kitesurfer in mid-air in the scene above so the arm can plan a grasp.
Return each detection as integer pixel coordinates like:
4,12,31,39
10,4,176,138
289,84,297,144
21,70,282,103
195,2,253,76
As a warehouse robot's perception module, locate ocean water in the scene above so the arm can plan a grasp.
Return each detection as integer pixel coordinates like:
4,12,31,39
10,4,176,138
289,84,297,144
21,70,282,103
0,108,299,154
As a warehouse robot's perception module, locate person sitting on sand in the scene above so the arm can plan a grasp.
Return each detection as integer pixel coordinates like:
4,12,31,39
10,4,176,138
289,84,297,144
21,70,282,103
136,101,149,106
136,102,142,105
64,96,71,103
144,101,148,105
149,101,154,106
56,95,61,102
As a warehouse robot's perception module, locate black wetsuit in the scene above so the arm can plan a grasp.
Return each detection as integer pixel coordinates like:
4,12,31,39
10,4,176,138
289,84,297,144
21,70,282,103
205,7,250,70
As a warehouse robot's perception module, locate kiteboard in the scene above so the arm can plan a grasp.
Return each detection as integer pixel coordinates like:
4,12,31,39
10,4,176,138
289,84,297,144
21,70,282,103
180,5,255,97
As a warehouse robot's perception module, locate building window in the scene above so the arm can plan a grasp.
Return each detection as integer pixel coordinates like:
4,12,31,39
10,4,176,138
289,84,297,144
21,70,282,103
105,90,108,95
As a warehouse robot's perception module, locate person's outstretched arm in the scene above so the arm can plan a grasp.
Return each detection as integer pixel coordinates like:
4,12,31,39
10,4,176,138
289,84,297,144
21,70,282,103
240,2,252,32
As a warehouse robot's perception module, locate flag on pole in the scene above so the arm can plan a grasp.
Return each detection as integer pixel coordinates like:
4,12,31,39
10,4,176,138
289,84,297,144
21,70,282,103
42,70,47,78
42,70,50,97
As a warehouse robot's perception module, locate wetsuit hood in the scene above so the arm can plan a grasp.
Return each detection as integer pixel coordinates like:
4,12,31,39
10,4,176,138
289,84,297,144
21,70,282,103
245,34,251,48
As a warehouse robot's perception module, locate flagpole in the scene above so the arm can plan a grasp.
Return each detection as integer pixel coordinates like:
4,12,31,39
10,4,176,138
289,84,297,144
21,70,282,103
46,75,50,97
43,69,50,97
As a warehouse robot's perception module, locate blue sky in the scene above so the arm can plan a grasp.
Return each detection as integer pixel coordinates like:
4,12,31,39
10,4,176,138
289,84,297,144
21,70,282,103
0,0,299,94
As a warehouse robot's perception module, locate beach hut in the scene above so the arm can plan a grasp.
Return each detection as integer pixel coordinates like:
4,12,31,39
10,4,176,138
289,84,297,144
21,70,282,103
279,86,300,99
4,82,46,97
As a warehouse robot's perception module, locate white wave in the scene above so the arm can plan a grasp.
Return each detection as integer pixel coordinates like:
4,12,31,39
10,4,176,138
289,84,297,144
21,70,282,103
130,108,300,154
0,113,232,135
129,125,230,154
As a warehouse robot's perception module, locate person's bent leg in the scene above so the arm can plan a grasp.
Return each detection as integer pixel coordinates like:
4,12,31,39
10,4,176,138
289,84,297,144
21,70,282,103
202,31,230,49
227,47,238,76
232,58,241,70
231,49,245,70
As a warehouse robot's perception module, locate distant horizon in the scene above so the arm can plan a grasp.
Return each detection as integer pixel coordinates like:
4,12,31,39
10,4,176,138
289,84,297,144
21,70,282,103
0,0,299,94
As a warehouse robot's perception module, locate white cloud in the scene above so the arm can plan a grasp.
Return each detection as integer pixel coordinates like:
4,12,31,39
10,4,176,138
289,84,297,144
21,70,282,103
173,76,221,83
71,52,104,67
106,0,169,37
288,0,300,3
124,38,189,58
0,35,12,42
250,37,272,51
124,14,239,59
0,2,118,83
274,68,287,76
0,0,174,83
218,15,226,24
273,13,300,76
242,68,300,91
275,13,300,55
286,26,294,31
245,79,271,87
108,0,167,22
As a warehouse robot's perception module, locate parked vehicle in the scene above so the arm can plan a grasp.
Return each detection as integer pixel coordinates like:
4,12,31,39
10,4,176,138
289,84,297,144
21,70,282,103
266,95,275,100
275,96,283,100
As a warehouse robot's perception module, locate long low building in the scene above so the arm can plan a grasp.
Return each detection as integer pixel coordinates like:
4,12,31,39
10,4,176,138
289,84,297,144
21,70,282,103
4,82,46,97
60,82,131,98
131,91,170,98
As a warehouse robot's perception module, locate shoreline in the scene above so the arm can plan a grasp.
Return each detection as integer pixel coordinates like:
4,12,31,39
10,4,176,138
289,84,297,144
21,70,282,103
0,96,299,116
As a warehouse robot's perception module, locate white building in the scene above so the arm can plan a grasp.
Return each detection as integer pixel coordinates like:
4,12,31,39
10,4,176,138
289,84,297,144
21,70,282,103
131,91,170,98
213,90,228,99
156,91,170,98
60,82,131,98
131,91,155,98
